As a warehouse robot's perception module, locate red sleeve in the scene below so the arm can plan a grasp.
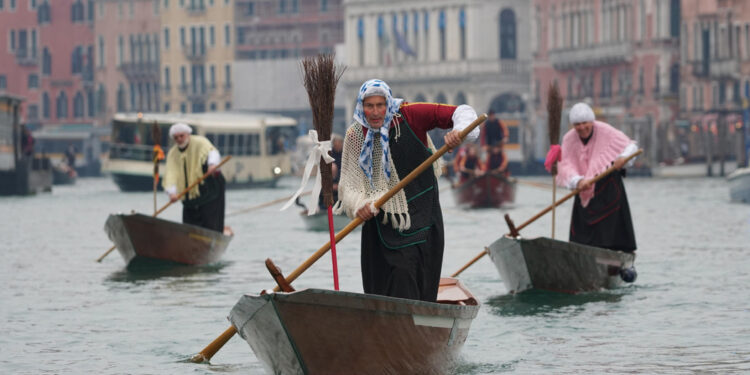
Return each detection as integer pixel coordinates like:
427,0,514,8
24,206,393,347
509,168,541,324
399,102,457,145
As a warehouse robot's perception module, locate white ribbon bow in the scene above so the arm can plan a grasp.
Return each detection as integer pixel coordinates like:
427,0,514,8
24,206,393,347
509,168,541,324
281,129,335,215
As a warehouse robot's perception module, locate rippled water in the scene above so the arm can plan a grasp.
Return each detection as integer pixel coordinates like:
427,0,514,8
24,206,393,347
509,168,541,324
1,174,749,374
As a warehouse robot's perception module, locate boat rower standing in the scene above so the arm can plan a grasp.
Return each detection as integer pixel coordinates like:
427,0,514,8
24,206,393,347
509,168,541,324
334,79,479,302
547,102,638,252
163,123,226,233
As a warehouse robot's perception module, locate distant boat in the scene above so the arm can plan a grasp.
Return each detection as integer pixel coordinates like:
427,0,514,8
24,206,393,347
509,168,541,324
52,164,76,185
300,211,352,232
104,213,232,266
487,236,636,294
727,167,750,203
452,173,516,208
229,278,480,375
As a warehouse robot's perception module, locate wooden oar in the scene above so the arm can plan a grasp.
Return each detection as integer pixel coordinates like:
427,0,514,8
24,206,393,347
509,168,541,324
95,156,232,263
189,114,489,364
225,191,311,217
450,149,643,277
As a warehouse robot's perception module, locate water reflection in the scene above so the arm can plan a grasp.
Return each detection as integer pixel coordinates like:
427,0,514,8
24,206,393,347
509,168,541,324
486,288,632,317
106,258,231,282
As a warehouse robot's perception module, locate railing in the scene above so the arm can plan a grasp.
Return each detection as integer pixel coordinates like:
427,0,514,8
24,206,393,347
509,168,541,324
549,41,633,70
109,143,157,162
15,50,39,66
119,62,160,80
709,58,739,79
182,44,207,61
186,5,206,15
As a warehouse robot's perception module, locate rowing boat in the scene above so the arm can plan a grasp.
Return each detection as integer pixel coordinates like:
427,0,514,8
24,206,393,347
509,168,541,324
104,213,232,266
486,236,636,294
452,173,516,208
229,277,479,374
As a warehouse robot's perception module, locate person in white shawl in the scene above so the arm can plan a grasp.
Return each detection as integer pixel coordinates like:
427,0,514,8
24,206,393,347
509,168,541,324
334,79,478,302
162,123,226,232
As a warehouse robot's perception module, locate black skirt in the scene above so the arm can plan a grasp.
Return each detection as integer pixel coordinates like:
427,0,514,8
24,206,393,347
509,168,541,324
569,171,636,252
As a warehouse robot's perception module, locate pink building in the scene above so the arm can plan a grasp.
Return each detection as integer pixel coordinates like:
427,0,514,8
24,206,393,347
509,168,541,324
93,0,161,124
680,0,750,169
532,0,681,166
0,0,97,128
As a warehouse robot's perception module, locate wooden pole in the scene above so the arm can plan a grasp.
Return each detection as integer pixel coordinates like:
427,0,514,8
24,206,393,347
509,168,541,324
96,156,232,263
450,149,643,277
189,114,489,364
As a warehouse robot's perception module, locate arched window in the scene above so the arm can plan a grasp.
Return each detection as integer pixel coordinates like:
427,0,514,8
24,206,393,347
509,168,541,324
414,93,426,102
42,48,52,75
42,92,50,119
455,92,467,105
499,8,517,59
74,92,85,118
435,92,447,104
439,10,446,61
56,91,69,119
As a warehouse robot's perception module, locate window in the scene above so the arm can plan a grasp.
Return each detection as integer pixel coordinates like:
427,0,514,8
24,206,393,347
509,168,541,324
164,102,171,112
321,0,327,12
10,30,16,51
56,91,69,119
73,92,84,118
0,75,6,89
224,64,231,88
98,35,105,67
42,47,51,75
438,10,446,61
164,28,170,49
278,0,285,13
209,65,215,87
42,92,50,118
224,24,230,45
291,0,297,13
117,36,123,66
180,27,185,46
499,8,517,59
27,104,39,121
117,84,126,112
87,89,95,117
164,66,171,91
459,8,466,60
28,74,39,88
37,1,51,23
209,26,215,46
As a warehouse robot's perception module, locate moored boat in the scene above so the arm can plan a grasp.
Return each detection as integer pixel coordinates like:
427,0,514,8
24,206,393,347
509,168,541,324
487,236,636,294
229,277,479,375
104,213,232,266
299,211,354,232
727,167,750,203
452,173,516,208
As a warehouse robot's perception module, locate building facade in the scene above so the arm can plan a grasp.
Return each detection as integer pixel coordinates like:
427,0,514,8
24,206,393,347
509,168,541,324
160,0,234,113
343,0,532,166
93,0,161,125
679,0,750,170
0,0,97,128
532,0,681,167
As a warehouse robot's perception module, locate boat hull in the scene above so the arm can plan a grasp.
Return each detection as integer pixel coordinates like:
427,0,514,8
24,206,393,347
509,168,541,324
104,213,232,265
300,211,354,232
230,278,479,375
487,236,635,294
452,173,516,208
728,167,750,203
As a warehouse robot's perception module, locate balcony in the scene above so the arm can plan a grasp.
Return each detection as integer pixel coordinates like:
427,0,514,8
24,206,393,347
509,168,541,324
15,50,39,66
345,59,531,86
709,58,739,79
119,62,160,81
186,5,206,16
548,42,633,70
690,60,709,78
182,44,207,62
180,84,215,101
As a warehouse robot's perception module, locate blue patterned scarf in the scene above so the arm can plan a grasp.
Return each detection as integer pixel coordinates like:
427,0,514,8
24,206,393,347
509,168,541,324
353,79,403,186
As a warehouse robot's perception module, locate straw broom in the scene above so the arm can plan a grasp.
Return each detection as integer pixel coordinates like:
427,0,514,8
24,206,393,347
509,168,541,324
300,53,346,289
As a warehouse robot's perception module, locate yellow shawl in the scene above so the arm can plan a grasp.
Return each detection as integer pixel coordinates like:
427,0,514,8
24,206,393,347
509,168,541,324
162,135,215,200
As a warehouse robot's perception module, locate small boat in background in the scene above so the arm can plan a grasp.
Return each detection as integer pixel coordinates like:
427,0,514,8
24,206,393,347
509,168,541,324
300,211,352,232
229,278,480,375
452,173,516,208
104,213,232,266
728,167,750,203
487,236,636,294
52,163,77,185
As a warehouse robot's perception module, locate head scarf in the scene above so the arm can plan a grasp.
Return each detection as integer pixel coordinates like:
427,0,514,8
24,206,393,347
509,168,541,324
569,102,595,124
169,122,192,137
353,79,404,186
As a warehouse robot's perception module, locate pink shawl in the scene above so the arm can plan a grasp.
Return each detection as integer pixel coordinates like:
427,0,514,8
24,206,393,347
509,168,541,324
555,121,633,207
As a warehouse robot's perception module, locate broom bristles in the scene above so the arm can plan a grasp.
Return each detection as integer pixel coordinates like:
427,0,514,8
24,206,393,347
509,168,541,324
301,54,346,207
546,82,563,146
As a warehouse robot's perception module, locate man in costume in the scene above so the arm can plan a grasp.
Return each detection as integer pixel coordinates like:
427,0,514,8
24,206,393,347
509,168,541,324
163,123,226,232
553,102,638,252
334,79,478,302
480,110,508,151
484,142,508,176
458,144,482,183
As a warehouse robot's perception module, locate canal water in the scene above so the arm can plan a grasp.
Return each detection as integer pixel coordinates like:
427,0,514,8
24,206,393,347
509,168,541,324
1,174,748,374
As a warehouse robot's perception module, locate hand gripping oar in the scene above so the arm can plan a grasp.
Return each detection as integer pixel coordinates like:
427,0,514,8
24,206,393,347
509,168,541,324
189,114,489,364
95,156,232,262
451,149,643,277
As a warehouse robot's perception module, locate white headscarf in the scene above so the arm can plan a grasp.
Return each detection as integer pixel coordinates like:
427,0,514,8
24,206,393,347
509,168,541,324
169,122,192,137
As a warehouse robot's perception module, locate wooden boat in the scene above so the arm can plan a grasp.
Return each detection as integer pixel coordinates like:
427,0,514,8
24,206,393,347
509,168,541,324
52,164,76,185
229,277,480,375
728,167,750,203
487,236,636,294
452,173,516,208
299,210,354,232
104,213,232,266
